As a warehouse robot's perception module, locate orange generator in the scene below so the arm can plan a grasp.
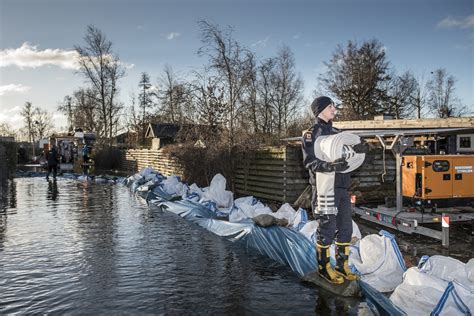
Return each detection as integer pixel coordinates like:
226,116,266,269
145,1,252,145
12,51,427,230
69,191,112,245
402,155,474,208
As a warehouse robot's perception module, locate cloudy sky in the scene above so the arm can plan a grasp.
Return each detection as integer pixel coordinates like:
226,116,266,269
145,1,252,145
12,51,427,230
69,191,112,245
0,0,472,131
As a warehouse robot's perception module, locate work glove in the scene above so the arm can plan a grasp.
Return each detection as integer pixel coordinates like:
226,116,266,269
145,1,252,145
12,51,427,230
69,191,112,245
320,157,349,172
352,139,369,154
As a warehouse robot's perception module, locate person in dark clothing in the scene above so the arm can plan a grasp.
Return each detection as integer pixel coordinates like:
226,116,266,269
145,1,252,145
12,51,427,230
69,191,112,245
302,96,359,284
46,144,59,181
82,145,90,163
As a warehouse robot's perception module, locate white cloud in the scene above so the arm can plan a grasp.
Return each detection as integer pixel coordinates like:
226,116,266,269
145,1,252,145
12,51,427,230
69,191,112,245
251,36,270,48
438,15,474,29
292,33,301,40
124,62,135,70
166,32,181,40
0,110,23,127
0,84,31,96
0,42,80,69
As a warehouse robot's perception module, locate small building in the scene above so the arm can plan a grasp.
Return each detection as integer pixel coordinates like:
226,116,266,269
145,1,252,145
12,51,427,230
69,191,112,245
114,130,138,149
145,123,181,149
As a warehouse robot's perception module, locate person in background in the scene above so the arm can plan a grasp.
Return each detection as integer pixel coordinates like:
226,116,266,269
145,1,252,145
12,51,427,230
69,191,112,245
301,96,368,284
46,143,60,181
82,145,90,163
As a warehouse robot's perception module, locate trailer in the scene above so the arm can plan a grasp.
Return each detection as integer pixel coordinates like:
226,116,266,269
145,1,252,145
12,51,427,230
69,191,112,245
353,204,474,246
350,127,474,246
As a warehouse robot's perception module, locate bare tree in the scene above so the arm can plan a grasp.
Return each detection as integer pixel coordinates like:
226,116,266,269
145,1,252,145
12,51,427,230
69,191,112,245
69,87,99,133
239,51,259,134
57,95,74,132
158,65,189,124
20,102,36,156
384,70,417,119
408,73,428,119
426,68,462,118
189,71,226,139
125,93,140,130
320,39,390,120
75,25,125,145
33,107,53,140
257,57,276,134
198,20,249,148
0,122,16,137
269,45,303,137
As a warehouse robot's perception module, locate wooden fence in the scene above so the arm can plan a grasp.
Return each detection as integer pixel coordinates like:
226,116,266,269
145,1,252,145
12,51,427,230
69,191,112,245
119,149,183,177
234,146,308,202
119,145,396,204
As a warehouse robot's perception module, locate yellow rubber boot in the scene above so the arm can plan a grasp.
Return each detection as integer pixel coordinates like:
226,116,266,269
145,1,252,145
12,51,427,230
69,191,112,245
335,242,358,281
317,243,344,284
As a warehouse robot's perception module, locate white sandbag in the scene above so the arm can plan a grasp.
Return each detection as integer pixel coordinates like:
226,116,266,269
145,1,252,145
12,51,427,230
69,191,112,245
292,208,308,231
273,203,297,226
419,255,471,286
189,183,204,197
433,280,474,316
352,220,362,242
162,175,183,196
139,167,154,177
200,173,234,208
390,267,449,315
77,175,91,182
467,258,474,282
350,230,406,292
229,199,272,223
94,177,108,183
299,220,319,244
391,262,474,316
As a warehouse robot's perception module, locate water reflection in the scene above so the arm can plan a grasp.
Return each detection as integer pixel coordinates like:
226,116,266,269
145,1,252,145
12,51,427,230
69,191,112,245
47,179,58,201
0,177,373,315
0,179,16,252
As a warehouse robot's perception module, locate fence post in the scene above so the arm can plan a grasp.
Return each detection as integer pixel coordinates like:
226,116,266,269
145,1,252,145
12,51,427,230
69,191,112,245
283,145,287,202
442,213,449,248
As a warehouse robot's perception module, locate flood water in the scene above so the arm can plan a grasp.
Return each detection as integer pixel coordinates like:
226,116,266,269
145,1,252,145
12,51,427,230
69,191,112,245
0,177,373,315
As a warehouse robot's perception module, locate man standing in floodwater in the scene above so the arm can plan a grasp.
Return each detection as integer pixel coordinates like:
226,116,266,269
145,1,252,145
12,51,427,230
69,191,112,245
301,96,368,285
46,143,59,181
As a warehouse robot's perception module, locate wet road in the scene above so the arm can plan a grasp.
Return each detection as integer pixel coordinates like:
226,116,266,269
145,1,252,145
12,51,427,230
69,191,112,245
0,177,374,315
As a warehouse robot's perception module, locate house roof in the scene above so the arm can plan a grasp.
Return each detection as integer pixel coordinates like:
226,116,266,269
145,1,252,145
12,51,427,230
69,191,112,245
145,123,181,138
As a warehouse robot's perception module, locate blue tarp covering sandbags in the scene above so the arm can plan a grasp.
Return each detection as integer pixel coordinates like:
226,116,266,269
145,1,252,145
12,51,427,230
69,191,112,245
123,167,474,315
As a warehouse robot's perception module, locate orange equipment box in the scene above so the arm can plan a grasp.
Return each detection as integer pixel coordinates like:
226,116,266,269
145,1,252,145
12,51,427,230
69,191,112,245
402,155,474,208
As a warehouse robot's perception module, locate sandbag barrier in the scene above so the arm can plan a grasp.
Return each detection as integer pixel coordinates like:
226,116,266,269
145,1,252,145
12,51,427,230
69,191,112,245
124,168,473,316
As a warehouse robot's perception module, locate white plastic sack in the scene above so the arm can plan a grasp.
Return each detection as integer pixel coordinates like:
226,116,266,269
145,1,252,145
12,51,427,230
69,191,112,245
299,220,319,244
350,230,406,292
467,258,474,282
139,167,154,177
390,261,474,316
200,173,233,208
229,197,272,222
273,203,297,226
352,220,362,242
419,255,472,287
162,175,184,196
390,267,449,315
292,208,308,231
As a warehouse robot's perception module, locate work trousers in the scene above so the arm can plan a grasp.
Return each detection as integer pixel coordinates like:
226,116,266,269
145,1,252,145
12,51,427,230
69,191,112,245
314,188,353,246
47,164,58,178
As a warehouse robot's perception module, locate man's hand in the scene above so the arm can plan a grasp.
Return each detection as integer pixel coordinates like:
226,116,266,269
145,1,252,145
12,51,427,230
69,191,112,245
352,139,369,154
319,157,349,172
